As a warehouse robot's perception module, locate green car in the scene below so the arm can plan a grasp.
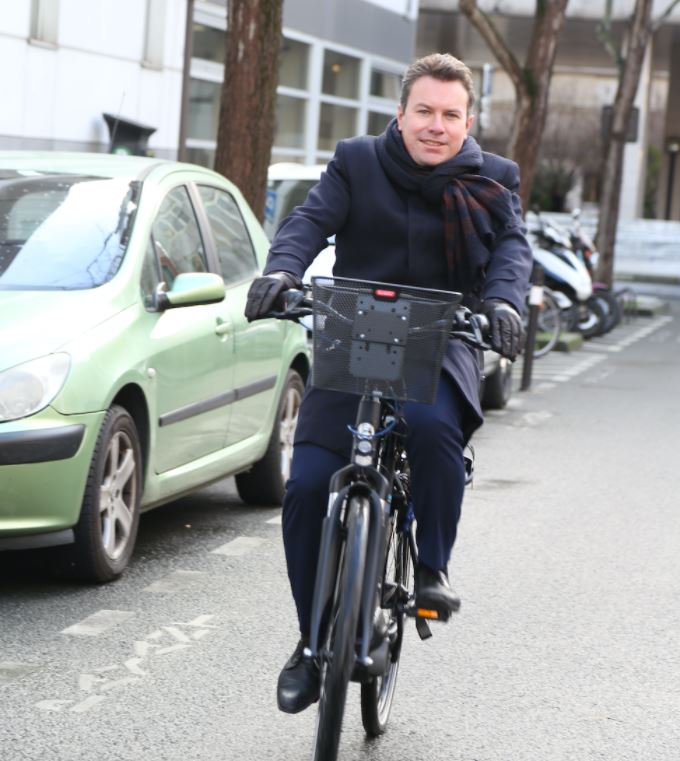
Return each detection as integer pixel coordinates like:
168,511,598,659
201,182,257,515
0,152,310,582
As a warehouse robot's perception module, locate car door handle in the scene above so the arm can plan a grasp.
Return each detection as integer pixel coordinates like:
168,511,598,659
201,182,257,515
215,318,232,336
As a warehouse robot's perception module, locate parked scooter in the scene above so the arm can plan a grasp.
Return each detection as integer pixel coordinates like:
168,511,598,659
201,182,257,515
526,209,605,338
568,209,622,335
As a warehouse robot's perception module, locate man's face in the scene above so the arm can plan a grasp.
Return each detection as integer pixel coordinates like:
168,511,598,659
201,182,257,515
396,76,475,167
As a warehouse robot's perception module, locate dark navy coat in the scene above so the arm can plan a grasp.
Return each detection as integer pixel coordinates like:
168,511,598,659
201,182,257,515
264,135,533,456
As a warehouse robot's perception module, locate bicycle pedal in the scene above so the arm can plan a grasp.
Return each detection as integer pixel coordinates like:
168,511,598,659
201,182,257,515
414,616,432,640
415,607,451,622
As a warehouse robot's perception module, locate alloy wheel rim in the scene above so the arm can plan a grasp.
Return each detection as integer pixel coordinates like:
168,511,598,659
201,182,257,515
98,430,137,561
279,384,301,482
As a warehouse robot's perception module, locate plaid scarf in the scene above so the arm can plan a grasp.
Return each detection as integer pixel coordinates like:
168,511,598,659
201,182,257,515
375,118,517,296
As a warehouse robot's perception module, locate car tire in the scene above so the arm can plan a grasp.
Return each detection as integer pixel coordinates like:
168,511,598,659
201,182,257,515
482,357,513,410
235,369,304,506
70,405,142,583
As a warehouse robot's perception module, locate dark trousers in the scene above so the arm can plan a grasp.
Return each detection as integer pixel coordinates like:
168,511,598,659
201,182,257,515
282,375,467,636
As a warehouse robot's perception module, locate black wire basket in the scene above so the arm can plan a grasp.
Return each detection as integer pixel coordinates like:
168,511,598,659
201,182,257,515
310,277,461,404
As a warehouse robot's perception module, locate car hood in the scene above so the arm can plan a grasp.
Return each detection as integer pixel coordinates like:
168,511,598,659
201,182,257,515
0,289,128,371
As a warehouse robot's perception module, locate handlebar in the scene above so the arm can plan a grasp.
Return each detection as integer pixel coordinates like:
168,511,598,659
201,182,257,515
264,286,491,351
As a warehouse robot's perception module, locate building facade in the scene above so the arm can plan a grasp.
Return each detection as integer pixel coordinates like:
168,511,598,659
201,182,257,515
0,0,416,166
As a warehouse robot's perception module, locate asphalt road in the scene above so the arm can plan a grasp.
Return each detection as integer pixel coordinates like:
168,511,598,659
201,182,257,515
2,296,679,761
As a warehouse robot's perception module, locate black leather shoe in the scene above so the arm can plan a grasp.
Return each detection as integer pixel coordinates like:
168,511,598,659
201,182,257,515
415,564,461,614
277,638,320,714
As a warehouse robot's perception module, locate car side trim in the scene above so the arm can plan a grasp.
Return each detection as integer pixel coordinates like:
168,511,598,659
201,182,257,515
0,529,74,551
158,375,278,427
0,425,85,465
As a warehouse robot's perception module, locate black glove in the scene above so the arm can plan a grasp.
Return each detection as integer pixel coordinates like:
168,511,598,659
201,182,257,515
480,299,524,360
244,271,301,322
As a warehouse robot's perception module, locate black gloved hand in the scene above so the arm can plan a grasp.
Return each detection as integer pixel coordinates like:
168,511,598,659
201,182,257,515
480,299,524,360
244,271,301,322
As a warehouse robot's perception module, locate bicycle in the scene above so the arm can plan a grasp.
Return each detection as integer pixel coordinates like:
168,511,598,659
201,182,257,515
271,276,489,761
524,283,563,358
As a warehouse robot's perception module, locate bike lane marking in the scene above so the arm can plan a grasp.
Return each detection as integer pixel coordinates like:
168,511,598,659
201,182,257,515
35,614,219,714
61,609,135,637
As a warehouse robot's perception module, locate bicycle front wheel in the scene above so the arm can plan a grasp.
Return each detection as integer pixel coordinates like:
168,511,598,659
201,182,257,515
360,515,412,736
312,495,369,761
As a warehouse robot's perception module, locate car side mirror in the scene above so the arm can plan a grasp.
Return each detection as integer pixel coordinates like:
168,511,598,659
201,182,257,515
155,272,225,310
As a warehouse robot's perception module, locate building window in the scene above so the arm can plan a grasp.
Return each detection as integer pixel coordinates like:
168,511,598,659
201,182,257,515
322,50,360,99
192,23,225,64
367,111,392,135
319,103,358,152
187,79,222,141
370,69,401,100
279,38,309,90
275,95,307,149
30,0,59,45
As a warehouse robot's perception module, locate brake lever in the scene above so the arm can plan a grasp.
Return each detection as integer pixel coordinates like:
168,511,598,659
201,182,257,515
266,288,313,321
450,312,492,351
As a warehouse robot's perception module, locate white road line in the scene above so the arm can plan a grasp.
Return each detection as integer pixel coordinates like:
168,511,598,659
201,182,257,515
211,536,264,556
144,570,207,593
61,610,135,637
266,515,282,525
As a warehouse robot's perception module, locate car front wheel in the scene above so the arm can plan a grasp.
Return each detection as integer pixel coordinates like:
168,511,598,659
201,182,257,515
236,369,304,505
70,405,142,583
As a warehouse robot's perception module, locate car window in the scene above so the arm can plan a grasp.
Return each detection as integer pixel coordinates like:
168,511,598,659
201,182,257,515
151,185,207,289
140,238,161,309
198,185,257,285
0,172,138,290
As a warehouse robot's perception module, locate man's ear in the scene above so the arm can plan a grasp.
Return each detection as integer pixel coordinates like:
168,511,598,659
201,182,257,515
466,113,475,133
396,105,404,131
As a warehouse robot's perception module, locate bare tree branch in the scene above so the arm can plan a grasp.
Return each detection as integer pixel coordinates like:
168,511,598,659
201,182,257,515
595,0,623,70
652,0,680,31
458,0,525,93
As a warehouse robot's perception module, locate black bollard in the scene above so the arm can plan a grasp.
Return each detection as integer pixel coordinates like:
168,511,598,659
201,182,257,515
520,262,545,391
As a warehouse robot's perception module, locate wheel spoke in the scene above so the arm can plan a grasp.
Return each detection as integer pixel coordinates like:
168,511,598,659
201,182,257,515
116,447,136,486
112,497,133,538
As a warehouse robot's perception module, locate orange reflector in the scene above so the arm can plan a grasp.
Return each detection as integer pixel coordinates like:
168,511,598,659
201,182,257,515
373,288,397,299
416,608,440,620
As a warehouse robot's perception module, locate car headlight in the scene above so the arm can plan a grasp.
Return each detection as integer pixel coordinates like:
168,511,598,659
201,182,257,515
0,354,71,422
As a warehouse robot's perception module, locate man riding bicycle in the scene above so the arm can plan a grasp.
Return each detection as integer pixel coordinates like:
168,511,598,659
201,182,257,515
245,52,532,715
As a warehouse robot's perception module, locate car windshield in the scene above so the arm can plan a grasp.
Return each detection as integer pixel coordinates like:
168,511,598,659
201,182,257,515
0,171,139,290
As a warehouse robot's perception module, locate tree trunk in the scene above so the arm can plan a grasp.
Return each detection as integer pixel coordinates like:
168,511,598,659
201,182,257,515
214,0,283,222
459,0,569,212
595,0,654,287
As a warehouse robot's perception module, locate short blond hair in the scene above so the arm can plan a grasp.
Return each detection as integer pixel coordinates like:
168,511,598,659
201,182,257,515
400,53,476,113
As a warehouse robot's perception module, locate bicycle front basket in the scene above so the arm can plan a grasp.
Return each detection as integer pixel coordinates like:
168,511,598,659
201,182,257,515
310,277,461,404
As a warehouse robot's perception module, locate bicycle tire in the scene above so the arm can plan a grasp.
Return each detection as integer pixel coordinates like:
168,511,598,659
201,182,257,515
530,287,562,358
311,495,370,761
360,515,412,736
